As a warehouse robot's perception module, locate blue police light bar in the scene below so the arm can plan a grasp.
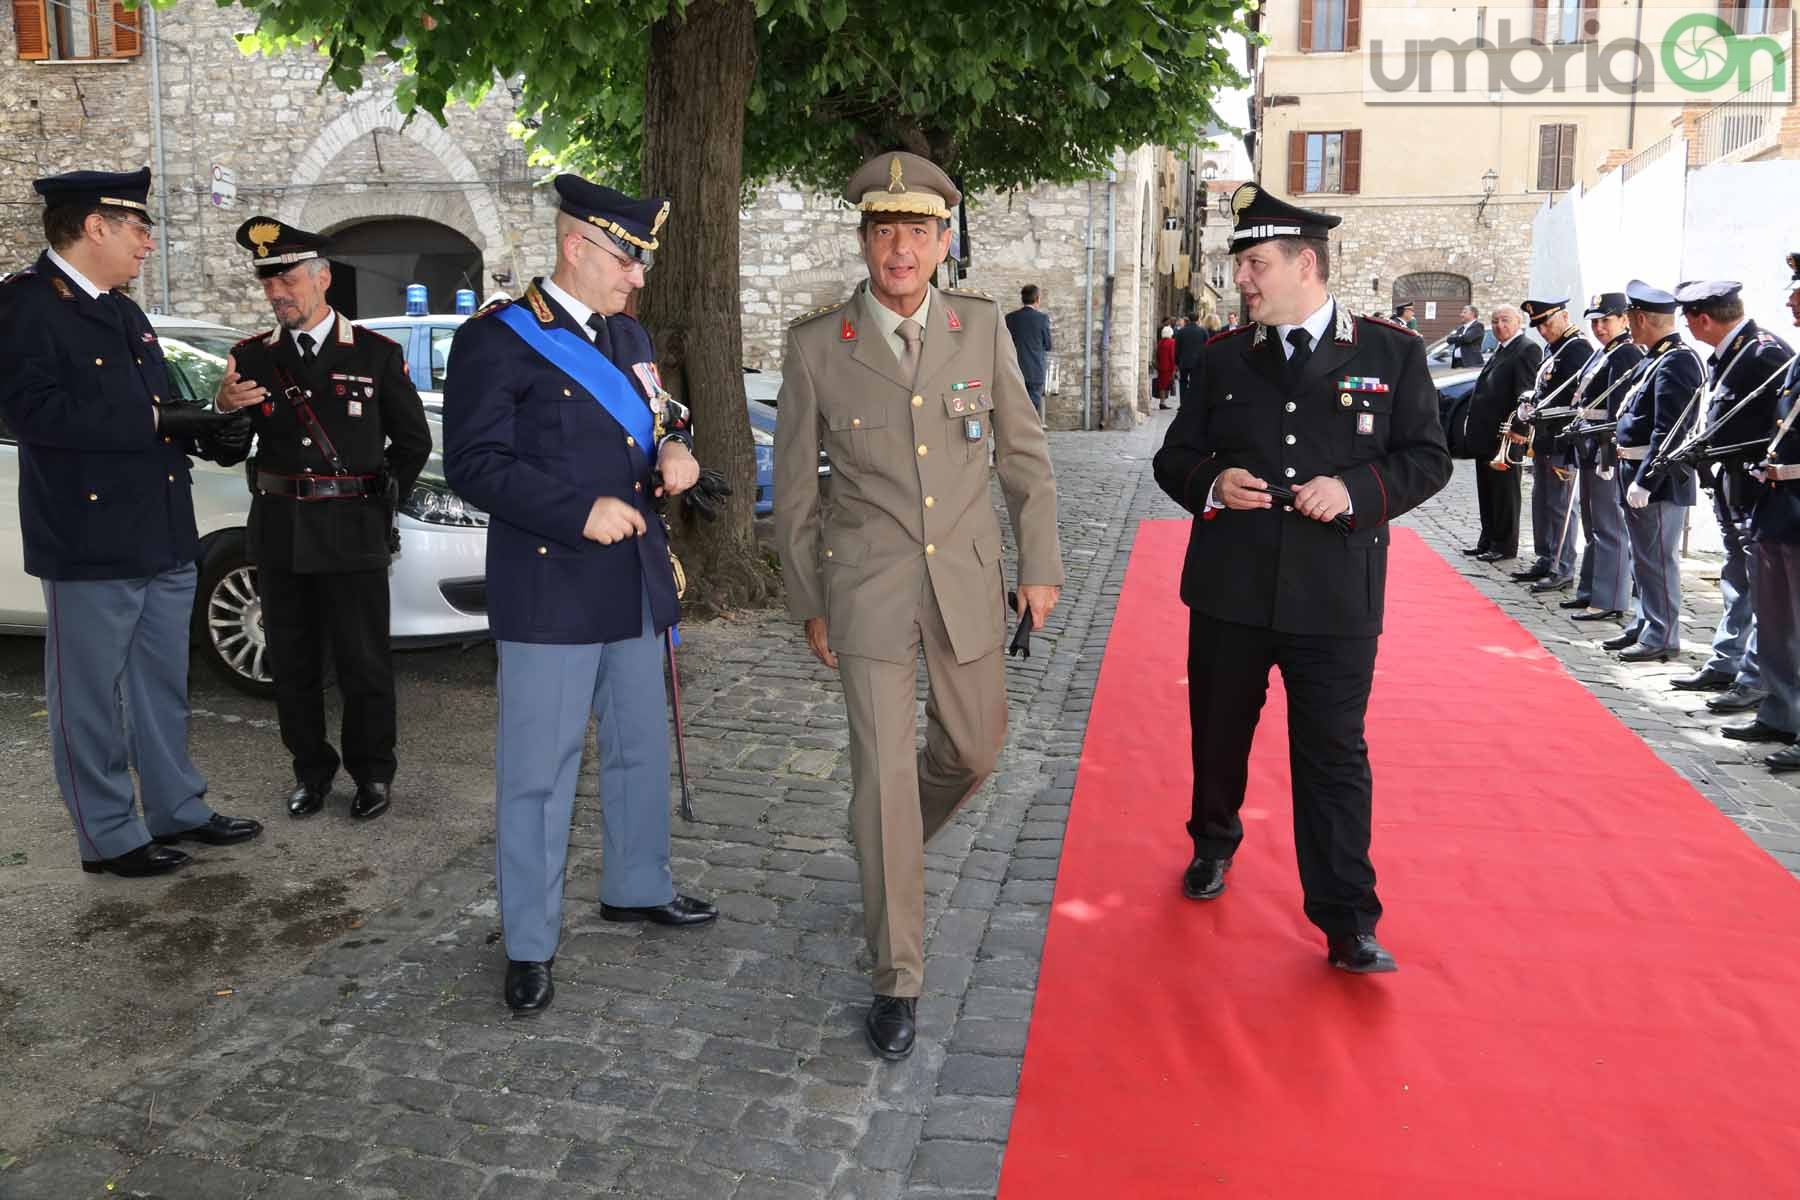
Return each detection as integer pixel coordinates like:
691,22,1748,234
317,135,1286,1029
405,283,428,316
454,288,476,315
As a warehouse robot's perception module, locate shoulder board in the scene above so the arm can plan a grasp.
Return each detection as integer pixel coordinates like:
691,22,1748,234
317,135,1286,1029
943,287,994,302
1360,313,1422,338
357,324,399,348
4,269,36,286
472,296,513,319
1205,323,1253,345
229,332,262,351
790,299,849,328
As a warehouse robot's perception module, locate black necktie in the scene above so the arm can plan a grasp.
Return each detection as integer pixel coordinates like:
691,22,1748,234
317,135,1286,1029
1286,327,1313,381
586,314,607,345
296,331,316,362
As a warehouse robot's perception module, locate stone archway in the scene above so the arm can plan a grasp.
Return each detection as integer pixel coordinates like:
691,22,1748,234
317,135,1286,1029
1393,271,1472,344
281,93,519,286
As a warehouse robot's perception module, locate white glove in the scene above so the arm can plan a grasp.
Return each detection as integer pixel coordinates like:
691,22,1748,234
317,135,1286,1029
1517,402,1536,421
1597,466,1615,481
1627,482,1651,509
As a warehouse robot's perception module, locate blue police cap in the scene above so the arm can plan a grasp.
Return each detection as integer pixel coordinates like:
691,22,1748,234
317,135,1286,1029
1583,292,1628,318
1520,297,1569,327
1625,279,1678,314
1672,280,1742,309
1787,251,1800,291
1226,183,1341,251
553,174,669,267
32,167,153,222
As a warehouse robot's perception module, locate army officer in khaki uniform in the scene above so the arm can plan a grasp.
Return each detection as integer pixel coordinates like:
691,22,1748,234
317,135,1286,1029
774,152,1063,1061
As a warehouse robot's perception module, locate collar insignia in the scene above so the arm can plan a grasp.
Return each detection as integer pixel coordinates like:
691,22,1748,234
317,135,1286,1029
526,284,554,326
1334,304,1355,345
945,306,962,332
1252,323,1269,347
841,316,856,341
51,277,73,300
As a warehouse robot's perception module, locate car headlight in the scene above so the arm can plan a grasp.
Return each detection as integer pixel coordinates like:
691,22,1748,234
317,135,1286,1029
401,477,487,527
751,426,774,447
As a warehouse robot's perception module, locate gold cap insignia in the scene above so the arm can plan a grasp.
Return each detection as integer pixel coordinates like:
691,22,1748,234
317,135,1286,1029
651,201,670,237
888,156,906,194
246,221,280,259
1231,184,1259,216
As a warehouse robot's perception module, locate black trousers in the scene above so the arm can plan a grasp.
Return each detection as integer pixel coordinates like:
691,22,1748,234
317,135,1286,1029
1473,460,1521,556
260,564,396,789
1178,367,1201,409
1187,611,1382,939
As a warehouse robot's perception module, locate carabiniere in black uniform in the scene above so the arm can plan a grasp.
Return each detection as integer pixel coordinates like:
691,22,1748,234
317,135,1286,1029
221,217,432,820
1153,184,1452,973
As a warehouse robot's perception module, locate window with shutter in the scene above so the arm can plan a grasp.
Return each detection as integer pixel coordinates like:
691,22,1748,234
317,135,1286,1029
111,1,141,56
1303,0,1347,51
12,0,49,59
1345,0,1361,49
1536,124,1576,190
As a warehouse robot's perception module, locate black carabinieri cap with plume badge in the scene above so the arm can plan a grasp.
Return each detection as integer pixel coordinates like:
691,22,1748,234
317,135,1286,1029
1226,183,1341,251
235,216,331,278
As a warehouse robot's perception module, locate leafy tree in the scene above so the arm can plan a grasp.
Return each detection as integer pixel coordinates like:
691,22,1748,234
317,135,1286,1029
224,0,1249,609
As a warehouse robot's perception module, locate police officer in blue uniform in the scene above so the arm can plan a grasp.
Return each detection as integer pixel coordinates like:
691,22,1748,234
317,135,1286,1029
0,168,261,877
1667,281,1793,718
213,218,432,823
1754,254,1800,771
1512,297,1593,591
1561,293,1642,622
1153,185,1452,974
1605,281,1705,663
443,175,717,1015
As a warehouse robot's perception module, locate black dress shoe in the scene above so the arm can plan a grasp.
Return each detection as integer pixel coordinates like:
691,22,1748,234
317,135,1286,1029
1181,856,1231,901
288,782,328,818
1617,644,1674,663
600,894,718,927
1706,684,1768,714
1328,933,1398,974
1766,744,1800,772
1558,596,1591,610
1721,720,1797,745
1571,609,1623,622
505,960,553,1014
1601,629,1640,651
1670,667,1734,692
82,842,190,878
1476,549,1516,563
1529,576,1573,594
154,813,263,847
1511,564,1551,582
1460,545,1491,557
864,995,917,1061
350,781,390,821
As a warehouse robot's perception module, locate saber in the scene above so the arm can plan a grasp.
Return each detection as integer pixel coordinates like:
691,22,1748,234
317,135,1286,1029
665,630,695,823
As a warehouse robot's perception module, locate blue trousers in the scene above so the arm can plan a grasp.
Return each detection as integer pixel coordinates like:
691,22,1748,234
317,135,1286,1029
1530,457,1579,578
1754,541,1799,735
1623,501,1686,652
494,594,675,962
42,565,213,861
1576,465,1633,611
1703,494,1761,687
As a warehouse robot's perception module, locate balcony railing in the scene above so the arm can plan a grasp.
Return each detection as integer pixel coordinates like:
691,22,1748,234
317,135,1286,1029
1619,134,1673,183
1694,75,1784,167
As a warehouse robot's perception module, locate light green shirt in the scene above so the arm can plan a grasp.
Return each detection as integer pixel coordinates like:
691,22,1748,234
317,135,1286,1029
861,282,933,371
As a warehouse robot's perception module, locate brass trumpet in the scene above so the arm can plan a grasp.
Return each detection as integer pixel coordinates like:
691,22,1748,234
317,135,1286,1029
1487,390,1535,472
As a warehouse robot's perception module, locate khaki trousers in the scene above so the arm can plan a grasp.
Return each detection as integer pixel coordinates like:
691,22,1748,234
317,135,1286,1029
836,582,1007,997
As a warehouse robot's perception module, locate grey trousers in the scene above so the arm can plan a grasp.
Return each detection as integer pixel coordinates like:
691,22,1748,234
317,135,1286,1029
1530,457,1580,577
493,593,676,963
1623,500,1686,651
42,565,214,861
1703,493,1761,687
1577,466,1633,611
1754,541,1800,735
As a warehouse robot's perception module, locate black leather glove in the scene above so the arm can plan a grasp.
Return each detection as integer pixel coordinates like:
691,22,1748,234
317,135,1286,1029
681,468,732,522
194,412,254,465
157,402,242,443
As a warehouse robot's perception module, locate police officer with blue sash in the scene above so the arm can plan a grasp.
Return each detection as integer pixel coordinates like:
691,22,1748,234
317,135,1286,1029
0,168,261,877
1753,254,1800,772
444,175,716,1015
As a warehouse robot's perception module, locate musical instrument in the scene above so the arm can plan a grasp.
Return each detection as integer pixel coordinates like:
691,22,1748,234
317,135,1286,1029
1487,335,1594,472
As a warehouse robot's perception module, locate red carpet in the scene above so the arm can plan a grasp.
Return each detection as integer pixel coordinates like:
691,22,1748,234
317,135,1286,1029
998,521,1800,1199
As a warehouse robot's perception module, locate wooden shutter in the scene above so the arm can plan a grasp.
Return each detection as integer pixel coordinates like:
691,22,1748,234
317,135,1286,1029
1341,130,1362,194
1345,0,1361,49
1536,125,1557,190
111,1,140,56
1288,130,1308,194
1532,0,1548,42
1579,0,1598,41
1556,125,1576,190
12,0,49,59
1299,0,1314,52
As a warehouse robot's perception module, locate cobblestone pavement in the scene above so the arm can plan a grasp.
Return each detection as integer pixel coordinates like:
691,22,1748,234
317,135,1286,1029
5,415,1797,1200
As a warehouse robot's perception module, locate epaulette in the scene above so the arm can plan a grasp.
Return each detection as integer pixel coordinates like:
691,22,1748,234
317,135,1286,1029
3,268,35,285
790,299,848,327
472,296,512,319
231,331,269,352
1205,323,1253,345
358,324,399,348
943,286,994,302
1360,312,1422,338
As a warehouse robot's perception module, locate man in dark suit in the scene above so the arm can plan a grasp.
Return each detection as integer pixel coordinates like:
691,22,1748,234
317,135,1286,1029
0,168,261,878
1668,280,1793,716
1464,304,1542,562
1447,305,1487,368
1152,184,1452,974
214,218,432,824
1004,284,1052,414
1173,308,1207,407
444,174,717,1015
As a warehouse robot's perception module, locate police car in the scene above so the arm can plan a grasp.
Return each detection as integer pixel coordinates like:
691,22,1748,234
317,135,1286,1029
0,315,490,697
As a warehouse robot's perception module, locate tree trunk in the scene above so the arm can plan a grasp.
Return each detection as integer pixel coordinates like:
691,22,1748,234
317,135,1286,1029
638,0,775,616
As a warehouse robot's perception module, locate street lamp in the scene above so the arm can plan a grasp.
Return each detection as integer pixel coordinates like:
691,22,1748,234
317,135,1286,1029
1475,167,1499,225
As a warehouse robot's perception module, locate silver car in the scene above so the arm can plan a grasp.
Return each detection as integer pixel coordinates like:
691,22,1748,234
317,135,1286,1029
0,316,490,696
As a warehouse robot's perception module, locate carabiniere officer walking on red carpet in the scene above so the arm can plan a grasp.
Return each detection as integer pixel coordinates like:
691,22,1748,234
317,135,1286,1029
1152,185,1451,973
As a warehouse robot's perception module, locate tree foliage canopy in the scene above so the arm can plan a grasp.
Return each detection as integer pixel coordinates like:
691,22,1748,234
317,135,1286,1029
228,0,1250,192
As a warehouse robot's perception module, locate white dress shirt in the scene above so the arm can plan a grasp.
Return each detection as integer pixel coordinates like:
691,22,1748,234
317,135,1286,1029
541,277,602,341
45,248,105,299
289,308,338,356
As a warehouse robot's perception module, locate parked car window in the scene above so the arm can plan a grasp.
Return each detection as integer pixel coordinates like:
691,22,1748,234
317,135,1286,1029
158,335,231,406
430,326,457,391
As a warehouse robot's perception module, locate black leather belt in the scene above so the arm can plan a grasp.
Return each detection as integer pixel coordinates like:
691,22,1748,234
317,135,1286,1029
256,471,376,500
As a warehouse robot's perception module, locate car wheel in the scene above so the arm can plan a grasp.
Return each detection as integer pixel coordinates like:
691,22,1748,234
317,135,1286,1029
193,530,276,698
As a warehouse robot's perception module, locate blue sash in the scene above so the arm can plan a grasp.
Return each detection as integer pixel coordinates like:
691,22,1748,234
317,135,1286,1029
495,303,655,451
